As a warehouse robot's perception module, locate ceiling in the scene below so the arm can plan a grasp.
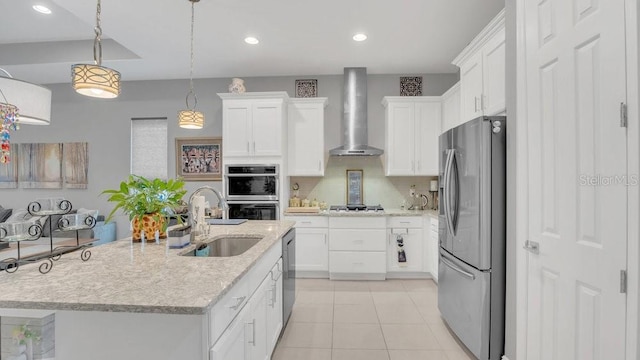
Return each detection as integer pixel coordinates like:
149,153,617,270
0,0,505,85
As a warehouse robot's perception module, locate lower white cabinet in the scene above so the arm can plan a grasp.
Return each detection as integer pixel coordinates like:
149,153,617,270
209,242,283,360
386,228,424,274
329,217,386,280
424,215,439,282
210,302,251,360
285,216,329,277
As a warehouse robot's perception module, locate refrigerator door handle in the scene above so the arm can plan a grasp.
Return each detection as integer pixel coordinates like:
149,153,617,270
444,149,456,237
441,254,475,280
450,150,460,234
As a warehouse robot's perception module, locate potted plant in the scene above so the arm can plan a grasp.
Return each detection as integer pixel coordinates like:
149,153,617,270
102,175,187,242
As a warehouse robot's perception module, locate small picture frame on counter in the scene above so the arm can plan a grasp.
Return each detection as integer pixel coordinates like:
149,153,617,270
346,169,363,205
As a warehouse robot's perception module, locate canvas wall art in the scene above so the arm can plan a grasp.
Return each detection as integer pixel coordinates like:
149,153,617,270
18,143,63,189
176,137,222,181
64,142,89,189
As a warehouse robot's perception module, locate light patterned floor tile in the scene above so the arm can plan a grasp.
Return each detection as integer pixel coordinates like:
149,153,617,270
445,349,476,360
296,278,335,291
372,291,415,306
334,303,379,324
272,347,332,360
381,324,441,350
290,303,333,323
375,303,425,324
428,321,465,350
389,350,449,360
295,290,334,304
334,291,375,305
278,322,333,348
334,280,371,292
332,349,390,360
369,279,406,291
333,323,387,350
401,279,438,292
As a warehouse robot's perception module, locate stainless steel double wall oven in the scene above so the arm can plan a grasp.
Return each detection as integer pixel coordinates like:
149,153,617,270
224,164,280,220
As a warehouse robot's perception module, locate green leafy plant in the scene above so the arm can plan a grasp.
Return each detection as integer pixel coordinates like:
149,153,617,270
12,323,40,345
102,175,187,227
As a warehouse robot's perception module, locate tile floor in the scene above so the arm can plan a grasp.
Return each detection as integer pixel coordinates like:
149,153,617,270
272,279,476,360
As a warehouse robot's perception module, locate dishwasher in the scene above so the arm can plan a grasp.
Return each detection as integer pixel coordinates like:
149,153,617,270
282,228,296,326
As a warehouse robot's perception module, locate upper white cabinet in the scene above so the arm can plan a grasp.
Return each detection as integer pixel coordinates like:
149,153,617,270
287,98,328,176
382,97,441,176
441,82,461,133
453,9,506,122
219,92,289,158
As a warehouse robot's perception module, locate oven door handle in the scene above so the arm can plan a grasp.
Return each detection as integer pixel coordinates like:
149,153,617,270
224,173,278,177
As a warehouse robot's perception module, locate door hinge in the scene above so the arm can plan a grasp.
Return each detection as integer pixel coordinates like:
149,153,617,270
620,270,627,293
620,102,628,128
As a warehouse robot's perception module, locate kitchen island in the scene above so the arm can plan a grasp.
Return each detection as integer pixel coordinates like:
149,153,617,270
0,220,294,360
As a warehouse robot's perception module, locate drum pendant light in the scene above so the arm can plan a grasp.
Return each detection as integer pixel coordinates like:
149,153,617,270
71,0,121,99
178,0,204,129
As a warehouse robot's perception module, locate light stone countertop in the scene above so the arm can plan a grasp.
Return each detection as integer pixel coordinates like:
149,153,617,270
0,220,294,315
284,208,439,218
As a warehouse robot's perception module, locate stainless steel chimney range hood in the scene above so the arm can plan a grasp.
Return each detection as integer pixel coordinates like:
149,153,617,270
329,67,383,156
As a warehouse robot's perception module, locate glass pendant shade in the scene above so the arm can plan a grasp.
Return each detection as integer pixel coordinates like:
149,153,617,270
72,64,121,99
178,109,204,129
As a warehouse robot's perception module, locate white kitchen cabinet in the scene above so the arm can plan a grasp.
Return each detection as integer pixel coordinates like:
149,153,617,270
329,217,386,280
284,216,329,277
288,98,328,176
441,82,461,133
247,275,270,360
210,304,250,360
219,92,289,158
453,9,505,122
382,97,441,176
387,228,424,274
424,215,439,282
266,260,283,352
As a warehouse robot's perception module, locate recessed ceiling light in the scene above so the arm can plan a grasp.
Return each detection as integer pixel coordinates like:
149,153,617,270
244,37,259,45
352,33,367,42
32,5,52,14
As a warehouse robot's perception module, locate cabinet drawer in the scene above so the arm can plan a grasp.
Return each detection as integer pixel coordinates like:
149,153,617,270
209,273,250,346
285,216,328,228
329,217,386,229
330,251,386,274
387,216,422,228
329,229,386,251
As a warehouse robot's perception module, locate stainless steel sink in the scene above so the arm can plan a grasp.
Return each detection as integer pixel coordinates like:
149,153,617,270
182,235,263,257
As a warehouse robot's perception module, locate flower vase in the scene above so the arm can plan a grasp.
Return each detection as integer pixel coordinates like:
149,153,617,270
132,213,166,242
228,78,246,94
25,338,33,360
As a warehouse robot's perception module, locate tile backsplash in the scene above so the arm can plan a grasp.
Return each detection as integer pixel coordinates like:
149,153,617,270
290,157,437,209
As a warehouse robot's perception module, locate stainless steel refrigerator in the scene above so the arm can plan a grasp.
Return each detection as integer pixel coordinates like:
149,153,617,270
438,116,506,360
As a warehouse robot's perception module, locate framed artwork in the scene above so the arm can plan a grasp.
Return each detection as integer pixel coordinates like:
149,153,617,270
295,79,318,98
346,169,363,205
400,76,423,96
64,142,89,189
18,143,63,189
176,137,222,181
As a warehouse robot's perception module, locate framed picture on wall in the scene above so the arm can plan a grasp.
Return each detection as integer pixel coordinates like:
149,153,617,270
346,169,363,205
175,137,222,181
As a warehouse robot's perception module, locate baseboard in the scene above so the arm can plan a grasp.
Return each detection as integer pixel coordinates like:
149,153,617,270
329,273,386,281
385,272,432,279
295,271,329,278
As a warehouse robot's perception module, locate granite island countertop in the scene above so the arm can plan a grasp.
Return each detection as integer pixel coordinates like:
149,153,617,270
0,220,294,315
284,208,439,218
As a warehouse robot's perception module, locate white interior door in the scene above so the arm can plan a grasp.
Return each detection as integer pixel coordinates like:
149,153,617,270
523,0,628,359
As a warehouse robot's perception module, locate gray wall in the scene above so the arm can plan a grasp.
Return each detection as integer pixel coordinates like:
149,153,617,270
505,0,517,358
3,73,457,239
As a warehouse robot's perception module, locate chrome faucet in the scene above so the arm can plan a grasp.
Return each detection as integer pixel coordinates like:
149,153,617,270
188,186,229,242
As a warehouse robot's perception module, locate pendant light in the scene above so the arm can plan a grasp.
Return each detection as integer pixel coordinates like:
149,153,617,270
0,68,51,125
178,0,204,129
71,0,121,99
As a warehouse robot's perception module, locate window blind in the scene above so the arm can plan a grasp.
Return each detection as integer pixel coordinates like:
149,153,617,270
130,117,168,179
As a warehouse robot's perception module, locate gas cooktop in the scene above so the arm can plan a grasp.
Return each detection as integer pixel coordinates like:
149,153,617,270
329,204,384,213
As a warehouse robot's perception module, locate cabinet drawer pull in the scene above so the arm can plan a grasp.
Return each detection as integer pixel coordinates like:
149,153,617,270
246,319,256,345
301,221,312,224
226,296,246,310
